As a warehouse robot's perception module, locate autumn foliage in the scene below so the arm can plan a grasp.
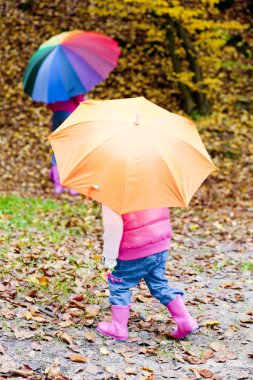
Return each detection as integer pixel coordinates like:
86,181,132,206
0,0,252,211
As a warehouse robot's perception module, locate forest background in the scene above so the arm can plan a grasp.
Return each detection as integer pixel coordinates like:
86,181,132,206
0,0,252,208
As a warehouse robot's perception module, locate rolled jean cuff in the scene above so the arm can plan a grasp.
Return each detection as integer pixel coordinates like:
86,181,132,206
160,289,184,306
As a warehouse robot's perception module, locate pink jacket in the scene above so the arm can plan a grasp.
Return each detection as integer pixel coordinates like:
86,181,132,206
47,94,85,113
118,208,172,261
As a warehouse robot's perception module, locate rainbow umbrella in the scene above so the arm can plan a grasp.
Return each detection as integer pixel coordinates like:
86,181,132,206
23,30,121,104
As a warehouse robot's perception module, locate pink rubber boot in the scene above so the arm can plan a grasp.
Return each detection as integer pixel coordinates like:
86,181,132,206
97,305,130,341
50,165,63,195
167,295,199,339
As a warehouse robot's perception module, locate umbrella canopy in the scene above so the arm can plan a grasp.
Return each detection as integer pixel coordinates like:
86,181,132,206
48,97,216,214
23,30,121,104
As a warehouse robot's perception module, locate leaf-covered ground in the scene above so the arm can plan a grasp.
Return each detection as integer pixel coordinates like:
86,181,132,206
0,194,252,380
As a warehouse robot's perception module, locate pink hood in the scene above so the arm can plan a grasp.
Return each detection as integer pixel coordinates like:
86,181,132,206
47,94,86,113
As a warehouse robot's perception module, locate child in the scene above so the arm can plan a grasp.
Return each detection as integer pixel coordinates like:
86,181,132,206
97,205,199,341
48,94,87,194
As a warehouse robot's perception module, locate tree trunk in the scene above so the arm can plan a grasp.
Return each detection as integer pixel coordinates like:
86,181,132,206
175,21,210,115
166,26,196,114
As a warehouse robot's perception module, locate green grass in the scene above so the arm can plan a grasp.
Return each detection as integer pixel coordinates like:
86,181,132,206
212,258,235,271
0,194,101,243
0,196,59,227
241,261,253,272
157,340,181,357
0,194,103,305
188,263,204,274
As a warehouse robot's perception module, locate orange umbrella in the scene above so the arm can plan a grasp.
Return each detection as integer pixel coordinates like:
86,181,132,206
48,97,216,214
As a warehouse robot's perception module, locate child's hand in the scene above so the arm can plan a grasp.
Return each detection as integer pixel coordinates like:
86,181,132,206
102,257,117,269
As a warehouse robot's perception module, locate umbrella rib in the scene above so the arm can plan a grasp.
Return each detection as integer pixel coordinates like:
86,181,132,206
49,119,130,137
60,125,130,187
62,46,102,90
140,125,216,206
56,46,85,101
62,44,116,82
63,40,119,66
119,129,137,214
138,126,190,207
144,122,216,167
23,48,56,96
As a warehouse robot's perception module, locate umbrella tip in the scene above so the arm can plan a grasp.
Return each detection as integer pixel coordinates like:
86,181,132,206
134,112,141,125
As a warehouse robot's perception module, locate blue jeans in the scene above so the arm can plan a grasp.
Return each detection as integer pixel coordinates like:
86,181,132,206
108,251,184,306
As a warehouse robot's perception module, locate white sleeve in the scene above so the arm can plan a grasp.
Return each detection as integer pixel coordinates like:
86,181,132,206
102,204,123,260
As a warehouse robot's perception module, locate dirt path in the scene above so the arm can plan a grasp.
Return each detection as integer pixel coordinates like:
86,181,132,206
0,237,252,380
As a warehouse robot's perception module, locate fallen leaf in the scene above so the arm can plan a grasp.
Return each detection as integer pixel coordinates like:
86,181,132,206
83,317,95,326
135,294,148,302
65,353,87,363
84,330,96,342
85,365,99,374
68,344,81,353
144,375,156,380
124,357,136,365
221,282,242,290
183,354,198,364
214,353,227,363
100,346,109,355
199,350,215,362
202,320,220,327
59,320,73,328
2,214,11,220
198,369,214,378
238,371,252,379
161,369,178,378
45,359,61,378
25,295,36,303
191,368,202,379
125,367,138,375
70,294,84,302
240,317,253,324
84,305,100,317
210,342,226,352
0,360,18,373
0,343,5,354
174,354,185,363
1,307,15,319
37,276,50,286
12,368,34,377
194,296,214,304
23,311,33,320
104,366,117,374
226,350,237,360
31,342,43,351
27,290,37,298
13,328,35,340
141,367,154,373
57,331,74,345
139,347,158,355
